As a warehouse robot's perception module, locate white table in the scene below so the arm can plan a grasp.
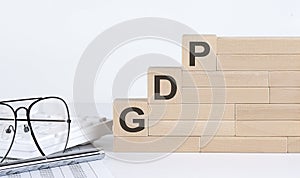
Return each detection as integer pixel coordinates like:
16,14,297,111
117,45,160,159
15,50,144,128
96,135,300,178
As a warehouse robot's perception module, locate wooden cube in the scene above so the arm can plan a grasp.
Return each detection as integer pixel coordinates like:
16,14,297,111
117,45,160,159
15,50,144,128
182,35,217,71
148,67,182,104
113,99,148,137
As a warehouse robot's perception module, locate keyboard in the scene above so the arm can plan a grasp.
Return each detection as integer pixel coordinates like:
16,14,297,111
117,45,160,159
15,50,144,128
0,115,112,159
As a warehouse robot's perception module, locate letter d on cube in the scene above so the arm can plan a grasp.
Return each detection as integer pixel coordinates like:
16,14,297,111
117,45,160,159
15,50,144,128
148,67,182,104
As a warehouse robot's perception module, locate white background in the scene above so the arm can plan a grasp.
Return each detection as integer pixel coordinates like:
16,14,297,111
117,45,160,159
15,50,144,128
0,0,300,177
0,0,299,103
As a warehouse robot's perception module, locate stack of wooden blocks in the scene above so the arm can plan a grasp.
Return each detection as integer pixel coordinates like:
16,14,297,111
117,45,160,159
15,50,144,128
113,35,300,153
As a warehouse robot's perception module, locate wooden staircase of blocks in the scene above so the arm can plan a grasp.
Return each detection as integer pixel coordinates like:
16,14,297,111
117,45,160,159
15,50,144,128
113,35,300,153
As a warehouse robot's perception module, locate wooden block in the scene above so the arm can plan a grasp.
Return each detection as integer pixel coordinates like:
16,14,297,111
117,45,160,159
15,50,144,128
182,35,217,71
236,104,300,120
182,71,268,87
149,121,235,136
201,137,287,153
288,137,300,153
269,72,300,87
149,104,234,120
217,37,300,54
236,121,300,136
148,67,182,104
113,99,148,137
217,55,300,71
270,88,300,103
114,137,200,152
182,88,269,103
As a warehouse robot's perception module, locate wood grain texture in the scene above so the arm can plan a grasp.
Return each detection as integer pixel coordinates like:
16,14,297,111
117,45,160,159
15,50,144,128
114,137,200,152
182,88,269,103
270,88,300,103
201,137,287,153
182,71,268,87
288,137,300,153
217,37,300,54
149,121,235,136
217,55,300,71
236,104,300,120
149,104,234,120
236,121,300,136
269,72,300,87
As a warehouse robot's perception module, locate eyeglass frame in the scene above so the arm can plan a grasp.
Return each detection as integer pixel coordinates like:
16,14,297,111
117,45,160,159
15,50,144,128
0,96,71,163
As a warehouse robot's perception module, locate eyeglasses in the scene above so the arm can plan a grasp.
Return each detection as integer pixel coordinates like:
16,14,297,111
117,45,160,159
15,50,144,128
0,96,71,163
